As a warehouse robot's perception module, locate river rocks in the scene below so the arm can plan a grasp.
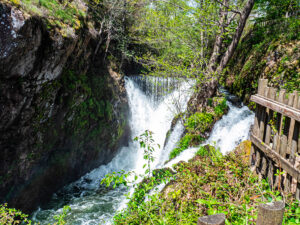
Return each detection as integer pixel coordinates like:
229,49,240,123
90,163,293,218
225,95,242,108
0,2,129,213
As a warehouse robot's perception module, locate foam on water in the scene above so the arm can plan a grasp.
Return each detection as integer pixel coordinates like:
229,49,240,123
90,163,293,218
32,76,194,225
32,77,254,225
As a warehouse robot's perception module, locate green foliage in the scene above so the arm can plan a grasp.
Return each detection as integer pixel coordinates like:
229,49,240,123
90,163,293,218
101,130,160,189
185,112,214,133
101,170,135,189
134,130,160,177
214,99,227,117
130,0,245,79
169,133,193,160
169,98,227,160
0,203,31,225
223,15,299,103
8,0,85,31
100,131,172,211
53,205,71,225
196,145,210,157
0,204,71,225
255,0,298,21
113,146,300,225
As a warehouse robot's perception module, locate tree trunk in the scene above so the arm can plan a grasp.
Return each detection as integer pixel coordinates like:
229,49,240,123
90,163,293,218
189,0,255,113
216,0,255,73
207,0,229,73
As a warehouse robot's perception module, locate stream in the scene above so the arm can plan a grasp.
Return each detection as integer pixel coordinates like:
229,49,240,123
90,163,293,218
32,76,254,225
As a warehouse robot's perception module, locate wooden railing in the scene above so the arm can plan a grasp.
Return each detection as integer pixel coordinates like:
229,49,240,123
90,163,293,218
249,79,300,199
197,201,285,225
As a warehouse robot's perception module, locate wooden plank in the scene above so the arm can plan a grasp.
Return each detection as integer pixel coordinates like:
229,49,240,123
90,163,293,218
276,114,284,154
264,87,270,98
265,89,275,145
251,95,300,121
278,89,286,103
267,160,274,188
255,146,262,172
288,92,298,163
277,91,286,156
284,173,292,193
251,134,300,182
291,122,299,158
258,79,268,96
279,135,288,157
249,145,255,166
261,156,268,177
265,110,273,145
268,87,277,100
259,107,267,140
253,106,261,136
273,132,279,153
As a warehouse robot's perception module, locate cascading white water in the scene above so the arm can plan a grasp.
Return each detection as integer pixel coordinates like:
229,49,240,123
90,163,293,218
32,76,193,225
32,76,254,225
164,98,254,168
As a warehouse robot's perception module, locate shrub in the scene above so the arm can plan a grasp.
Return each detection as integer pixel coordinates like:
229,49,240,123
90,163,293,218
185,112,214,133
214,99,227,117
0,204,31,225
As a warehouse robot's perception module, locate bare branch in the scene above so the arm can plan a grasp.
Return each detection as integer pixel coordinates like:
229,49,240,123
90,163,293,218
214,0,241,15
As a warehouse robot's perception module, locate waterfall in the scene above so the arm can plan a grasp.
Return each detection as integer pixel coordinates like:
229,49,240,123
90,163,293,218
32,76,254,225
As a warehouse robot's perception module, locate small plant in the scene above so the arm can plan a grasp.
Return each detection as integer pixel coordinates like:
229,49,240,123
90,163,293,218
185,112,214,133
0,203,71,225
169,133,193,160
53,205,71,225
134,130,160,178
0,203,31,225
101,130,161,189
214,99,227,117
196,145,209,157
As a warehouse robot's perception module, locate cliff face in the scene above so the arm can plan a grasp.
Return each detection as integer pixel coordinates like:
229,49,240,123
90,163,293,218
222,22,299,104
0,3,129,213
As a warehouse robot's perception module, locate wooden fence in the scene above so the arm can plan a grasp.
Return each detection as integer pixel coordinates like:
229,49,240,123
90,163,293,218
249,79,300,199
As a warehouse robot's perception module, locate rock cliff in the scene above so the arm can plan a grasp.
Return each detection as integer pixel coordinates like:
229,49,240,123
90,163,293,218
0,2,129,213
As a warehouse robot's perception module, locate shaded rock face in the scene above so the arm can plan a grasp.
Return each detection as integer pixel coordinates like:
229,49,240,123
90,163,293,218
0,3,129,213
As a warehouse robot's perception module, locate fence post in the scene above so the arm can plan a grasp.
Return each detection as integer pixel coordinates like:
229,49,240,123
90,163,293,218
256,201,285,225
197,213,225,225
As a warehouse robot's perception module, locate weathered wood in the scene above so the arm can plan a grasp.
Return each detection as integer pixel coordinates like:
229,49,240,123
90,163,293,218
259,106,266,140
250,83,299,198
264,87,270,98
265,110,273,145
261,156,268,177
253,105,261,136
268,87,277,100
255,146,262,171
276,115,284,154
288,92,299,161
197,213,225,225
278,89,286,103
250,95,300,122
284,173,292,193
249,145,255,166
267,160,274,188
279,135,287,157
251,134,300,182
274,165,281,190
284,92,298,191
256,201,285,225
258,79,268,96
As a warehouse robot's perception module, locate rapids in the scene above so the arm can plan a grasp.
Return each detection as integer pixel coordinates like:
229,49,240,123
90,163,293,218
32,76,254,225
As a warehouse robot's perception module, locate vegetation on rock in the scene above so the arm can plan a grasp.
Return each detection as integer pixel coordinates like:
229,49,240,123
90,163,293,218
106,141,300,225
